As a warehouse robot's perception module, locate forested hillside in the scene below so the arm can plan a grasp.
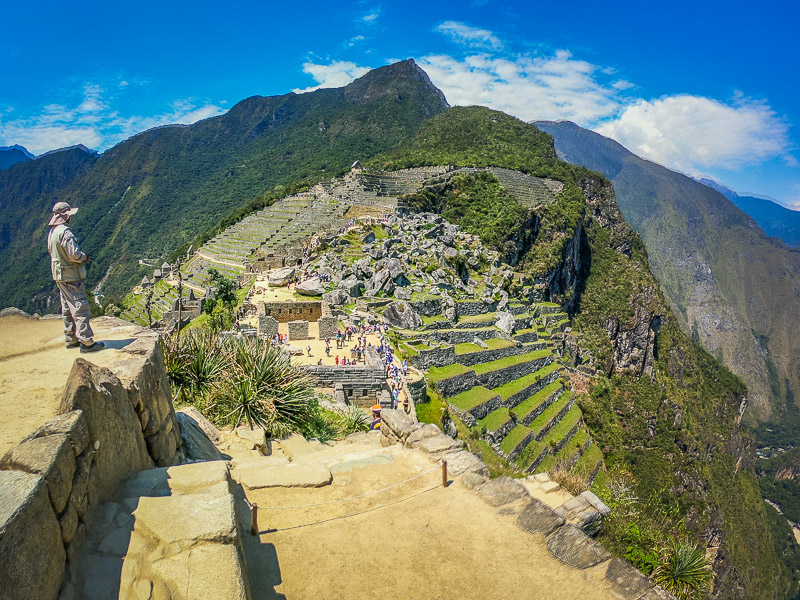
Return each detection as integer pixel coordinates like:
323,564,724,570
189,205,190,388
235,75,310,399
0,59,448,312
536,120,800,437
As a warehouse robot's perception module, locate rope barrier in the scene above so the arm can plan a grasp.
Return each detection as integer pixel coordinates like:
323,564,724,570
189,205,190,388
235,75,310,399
255,462,442,510
262,484,441,533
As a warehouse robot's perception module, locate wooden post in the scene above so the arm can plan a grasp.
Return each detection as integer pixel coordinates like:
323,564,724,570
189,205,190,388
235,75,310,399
442,460,448,488
251,503,258,535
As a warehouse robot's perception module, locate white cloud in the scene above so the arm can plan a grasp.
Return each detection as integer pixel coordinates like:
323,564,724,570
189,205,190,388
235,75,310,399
348,35,365,47
0,83,226,155
418,50,620,124
292,61,370,94
596,94,792,172
359,8,380,23
418,45,794,178
612,80,635,91
436,21,502,51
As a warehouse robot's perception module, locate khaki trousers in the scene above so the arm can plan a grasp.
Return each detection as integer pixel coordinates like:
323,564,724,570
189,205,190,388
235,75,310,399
56,280,94,344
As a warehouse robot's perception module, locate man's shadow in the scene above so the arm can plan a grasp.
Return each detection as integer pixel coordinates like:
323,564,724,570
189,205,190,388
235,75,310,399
233,483,287,600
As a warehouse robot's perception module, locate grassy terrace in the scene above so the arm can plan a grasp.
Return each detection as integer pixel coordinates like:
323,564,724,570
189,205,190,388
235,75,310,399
421,314,445,325
557,427,590,464
516,438,546,470
477,407,513,432
493,362,561,401
514,327,538,335
472,349,550,375
541,405,583,449
454,338,514,354
458,312,497,324
448,386,497,411
499,424,533,455
427,363,472,382
514,381,564,420
576,444,604,478
529,391,573,437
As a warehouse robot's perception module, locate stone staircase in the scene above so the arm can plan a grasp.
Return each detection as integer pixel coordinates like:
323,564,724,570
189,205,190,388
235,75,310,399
68,461,250,600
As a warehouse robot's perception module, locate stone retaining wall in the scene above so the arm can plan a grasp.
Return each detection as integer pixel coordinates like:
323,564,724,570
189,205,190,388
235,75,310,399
407,377,427,404
477,355,553,389
514,331,540,343
520,380,564,426
432,370,481,399
507,370,563,409
448,393,502,427
457,343,529,367
410,346,456,370
535,393,576,441
409,299,443,317
428,328,498,345
0,335,183,600
455,300,496,316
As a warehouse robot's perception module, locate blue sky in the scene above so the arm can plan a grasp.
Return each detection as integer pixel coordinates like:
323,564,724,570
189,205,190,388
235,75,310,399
2,0,798,206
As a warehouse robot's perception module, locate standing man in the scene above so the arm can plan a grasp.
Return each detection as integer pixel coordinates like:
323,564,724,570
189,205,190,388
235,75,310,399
47,202,104,353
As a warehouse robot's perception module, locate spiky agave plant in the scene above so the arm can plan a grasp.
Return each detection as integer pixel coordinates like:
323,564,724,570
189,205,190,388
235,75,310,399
652,539,711,600
339,405,369,436
215,337,316,436
183,330,227,401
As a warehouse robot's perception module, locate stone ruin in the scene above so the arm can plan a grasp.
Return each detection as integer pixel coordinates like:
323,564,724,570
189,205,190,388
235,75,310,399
287,320,309,341
257,314,279,338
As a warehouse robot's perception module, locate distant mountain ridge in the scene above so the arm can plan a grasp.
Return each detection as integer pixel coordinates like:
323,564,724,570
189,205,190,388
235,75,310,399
0,58,449,312
697,177,800,247
536,119,800,433
0,145,33,170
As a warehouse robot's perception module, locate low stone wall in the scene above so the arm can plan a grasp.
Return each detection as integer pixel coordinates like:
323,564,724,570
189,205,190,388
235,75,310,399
477,355,553,389
432,370,480,399
379,412,674,598
259,300,322,323
0,334,183,600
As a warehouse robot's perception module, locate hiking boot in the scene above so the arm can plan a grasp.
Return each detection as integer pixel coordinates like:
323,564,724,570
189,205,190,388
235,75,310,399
80,341,105,353
66,341,80,348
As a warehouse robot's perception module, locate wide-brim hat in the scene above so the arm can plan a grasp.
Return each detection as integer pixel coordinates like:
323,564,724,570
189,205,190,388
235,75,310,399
48,201,79,226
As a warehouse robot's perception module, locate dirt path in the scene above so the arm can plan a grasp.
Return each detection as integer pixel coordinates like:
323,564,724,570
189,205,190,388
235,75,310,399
241,447,617,600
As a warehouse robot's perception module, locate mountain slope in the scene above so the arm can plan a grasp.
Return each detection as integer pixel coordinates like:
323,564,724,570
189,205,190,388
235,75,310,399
0,145,33,170
732,195,800,247
366,108,790,599
0,59,448,313
697,177,800,247
536,120,800,434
